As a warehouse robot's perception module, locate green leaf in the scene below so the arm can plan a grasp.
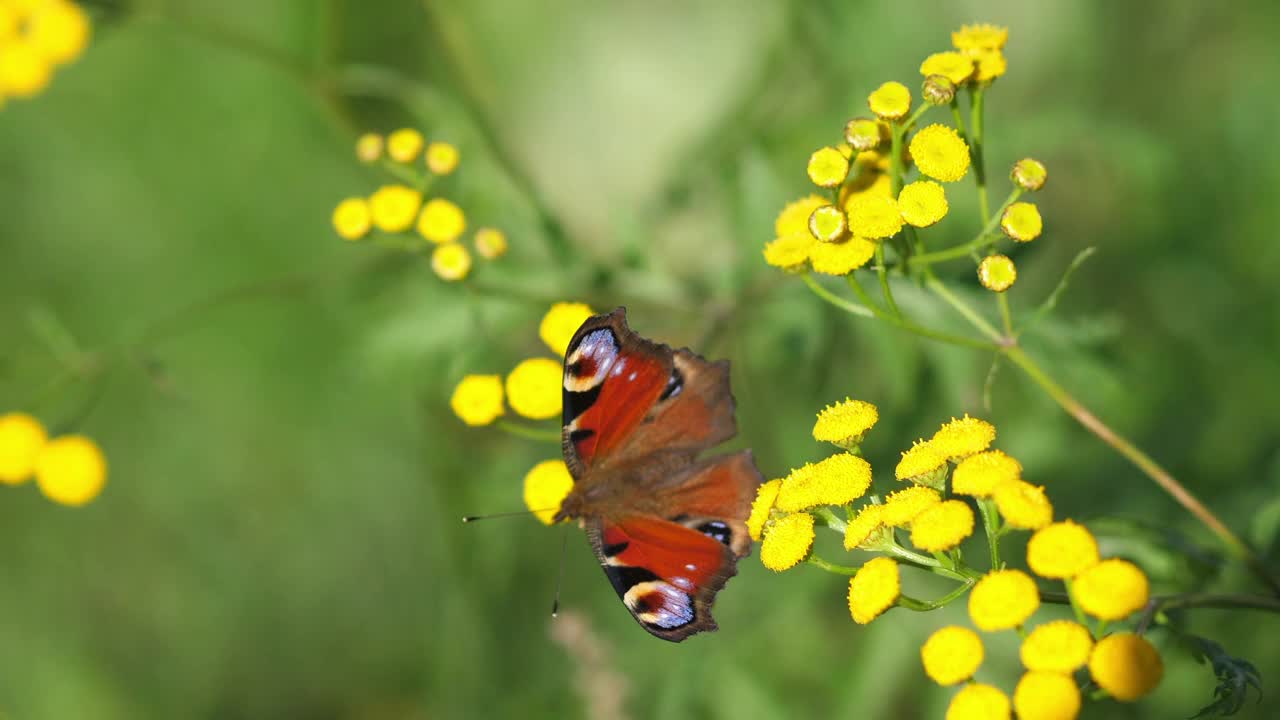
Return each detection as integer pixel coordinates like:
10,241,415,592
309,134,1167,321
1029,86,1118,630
1018,246,1097,337
1184,635,1263,718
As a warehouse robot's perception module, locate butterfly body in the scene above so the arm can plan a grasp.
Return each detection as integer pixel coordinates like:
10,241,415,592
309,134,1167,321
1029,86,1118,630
555,308,762,642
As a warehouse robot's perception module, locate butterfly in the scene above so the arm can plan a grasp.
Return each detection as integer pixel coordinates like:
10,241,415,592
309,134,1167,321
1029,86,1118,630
552,307,763,641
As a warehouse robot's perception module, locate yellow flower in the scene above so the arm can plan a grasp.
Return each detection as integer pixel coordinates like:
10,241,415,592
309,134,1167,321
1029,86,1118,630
368,185,422,233
450,374,504,426
809,237,876,276
844,117,883,152
1074,559,1150,621
952,24,1009,53
974,51,1007,83
842,172,893,209
932,415,996,459
807,146,850,188
775,195,828,237
1089,633,1163,701
0,39,52,97
539,302,595,356
921,625,984,686
523,459,573,525
1012,158,1048,191
1001,202,1042,242
952,450,1021,497
1020,620,1094,673
898,180,949,227
331,197,372,241
26,0,91,65
843,503,884,550
909,124,971,183
920,51,975,85
882,485,941,527
978,255,1017,292
923,74,957,106
386,128,424,163
35,435,107,506
417,198,467,244
776,453,873,512
747,478,783,541
808,204,848,243
0,412,47,484
763,233,815,272
867,81,911,120
431,243,472,282
760,511,814,571
993,480,1053,530
1026,521,1099,579
355,132,383,163
910,499,974,552
505,358,562,420
969,569,1040,631
812,398,879,447
847,556,899,624
474,227,508,259
946,683,1010,720
1013,671,1080,720
847,195,903,239
425,141,460,175
895,440,947,483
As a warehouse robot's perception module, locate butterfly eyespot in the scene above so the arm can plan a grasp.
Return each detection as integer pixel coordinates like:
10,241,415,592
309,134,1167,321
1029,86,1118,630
697,520,733,547
659,367,684,401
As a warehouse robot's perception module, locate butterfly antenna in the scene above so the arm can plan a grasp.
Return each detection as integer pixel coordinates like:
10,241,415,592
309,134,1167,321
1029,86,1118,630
461,508,555,523
551,522,569,618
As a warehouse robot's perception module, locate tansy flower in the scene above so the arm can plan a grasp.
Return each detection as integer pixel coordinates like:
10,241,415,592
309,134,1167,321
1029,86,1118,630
776,453,873,512
867,81,911,120
909,124,971,183
763,233,815,272
1073,559,1150,620
35,435,107,506
946,682,1010,720
760,511,814,571
968,569,1040,631
847,195,903,239
842,172,893,208
450,374,504,426
418,198,467,244
881,485,941,527
1026,521,1099,579
1001,202,1042,241
847,556,899,624
910,499,975,552
809,237,876,276
540,302,595,356
431,243,471,281
0,412,47,484
332,197,372,240
993,480,1053,529
921,625,984,686
932,415,996,459
1013,671,1080,720
922,74,957,106
1089,633,1163,701
978,255,1017,292
898,180,949,227
27,1,91,65
523,459,573,524
369,185,422,233
808,204,848,242
1020,620,1094,673
895,440,947,483
425,141,459,174
386,128,424,163
843,503,884,550
919,51,975,85
1012,158,1047,191
807,146,850,188
844,117,883,152
355,132,383,163
952,23,1009,53
952,450,1021,497
974,51,1007,82
0,40,52,97
505,358,562,420
474,227,508,259
747,479,783,541
812,398,879,447
775,195,828,237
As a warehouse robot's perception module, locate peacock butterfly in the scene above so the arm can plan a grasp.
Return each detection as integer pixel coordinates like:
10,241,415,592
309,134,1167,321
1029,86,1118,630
553,307,763,642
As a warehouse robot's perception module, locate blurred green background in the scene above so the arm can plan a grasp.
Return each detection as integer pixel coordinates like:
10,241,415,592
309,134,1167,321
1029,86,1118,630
3,1,1280,718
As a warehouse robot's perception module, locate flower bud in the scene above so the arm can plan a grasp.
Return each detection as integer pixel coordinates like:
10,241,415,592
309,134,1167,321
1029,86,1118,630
1011,158,1048,191
808,204,848,243
844,117,882,152
922,74,956,105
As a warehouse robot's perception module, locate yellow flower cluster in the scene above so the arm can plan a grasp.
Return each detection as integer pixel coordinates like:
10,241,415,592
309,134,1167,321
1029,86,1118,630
0,411,106,506
0,0,90,107
522,459,574,525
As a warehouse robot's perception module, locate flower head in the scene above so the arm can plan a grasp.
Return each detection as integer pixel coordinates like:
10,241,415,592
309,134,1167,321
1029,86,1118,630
993,480,1053,530
969,569,1040,631
898,180,949,227
808,236,876,276
848,556,899,624
807,146,850,188
387,128,424,163
920,51,975,85
760,511,814,571
909,124,971,182
450,374,504,426
952,24,1009,53
763,233,815,272
1026,521,1099,579
505,358,562,420
1001,202,1042,241
1013,671,1080,720
813,398,879,447
355,132,383,163
895,440,948,483
868,81,911,120
539,302,594,356
0,40,52,97
921,625,984,686
417,198,467,244
523,459,573,525
842,172,893,209
843,503,885,550
1020,620,1094,673
847,195,903,239
1089,633,1163,701
0,412,47,484
978,255,1017,292
808,204,848,243
369,185,422,233
776,453,873,512
747,478,783,541
882,485,942,527
474,227,508,259
425,141,460,175
952,450,1021,497
932,415,996,459
946,683,1010,720
922,74,957,105
431,243,472,281
35,435,107,506
25,1,91,65
1074,559,1150,620
1012,158,1048,191
844,117,883,152
910,499,975,552
775,195,828,237
974,51,1007,82
332,197,372,240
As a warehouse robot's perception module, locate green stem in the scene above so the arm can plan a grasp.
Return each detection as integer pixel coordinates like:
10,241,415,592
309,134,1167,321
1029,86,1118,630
899,580,975,612
997,292,1014,337
807,554,859,576
969,86,990,224
800,274,874,318
840,276,998,350
948,98,969,147
908,188,1022,268
1064,578,1089,627
924,275,1004,343
495,420,561,443
880,542,981,582
978,498,1002,570
873,244,901,317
